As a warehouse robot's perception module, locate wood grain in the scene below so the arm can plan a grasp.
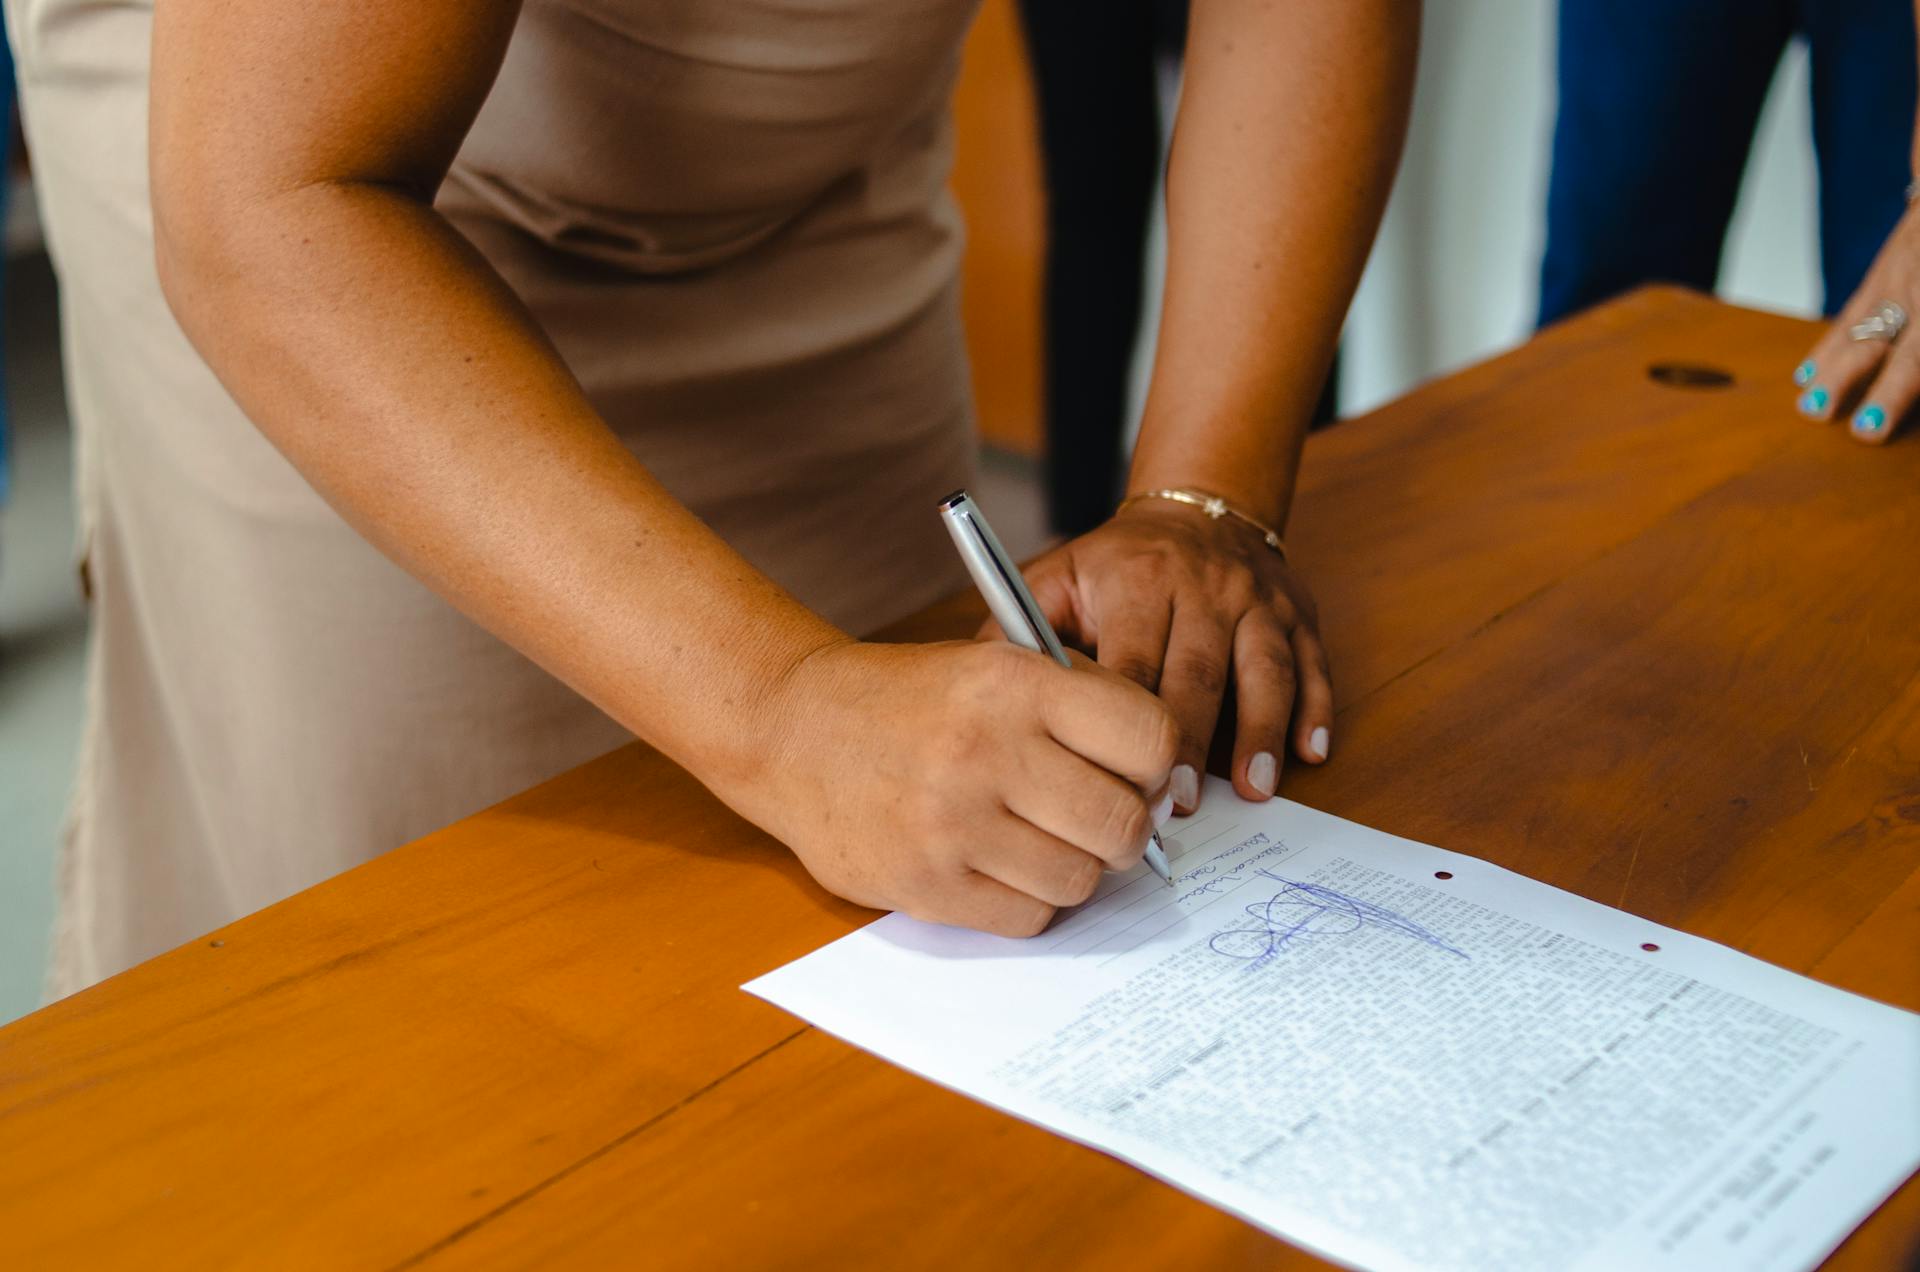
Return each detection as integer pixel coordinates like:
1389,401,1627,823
1,288,1914,1271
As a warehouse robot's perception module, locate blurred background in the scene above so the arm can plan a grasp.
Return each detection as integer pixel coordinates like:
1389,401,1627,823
0,1,1830,1022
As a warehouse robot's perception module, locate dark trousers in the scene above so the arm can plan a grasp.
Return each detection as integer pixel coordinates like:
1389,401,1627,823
0,41,12,508
1017,0,1185,536
1540,0,1917,326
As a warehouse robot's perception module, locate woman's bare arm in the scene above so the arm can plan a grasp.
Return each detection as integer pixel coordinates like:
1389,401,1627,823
148,0,1182,937
150,0,846,791
1131,0,1417,522
1014,0,1416,812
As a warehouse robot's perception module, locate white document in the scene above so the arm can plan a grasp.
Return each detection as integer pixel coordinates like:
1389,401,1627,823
746,778,1920,1272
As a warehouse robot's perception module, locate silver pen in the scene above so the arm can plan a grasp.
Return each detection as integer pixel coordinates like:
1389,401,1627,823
939,489,1176,888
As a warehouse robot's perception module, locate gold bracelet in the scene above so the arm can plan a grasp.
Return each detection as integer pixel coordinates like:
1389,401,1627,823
1117,488,1288,559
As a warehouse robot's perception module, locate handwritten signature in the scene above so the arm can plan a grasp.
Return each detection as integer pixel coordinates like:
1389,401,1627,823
1209,871,1468,966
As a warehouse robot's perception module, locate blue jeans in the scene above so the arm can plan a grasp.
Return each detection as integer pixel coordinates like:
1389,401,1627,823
1540,0,1917,325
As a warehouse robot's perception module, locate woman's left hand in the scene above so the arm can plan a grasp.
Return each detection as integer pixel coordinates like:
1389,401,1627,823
1792,198,1920,444
986,499,1334,816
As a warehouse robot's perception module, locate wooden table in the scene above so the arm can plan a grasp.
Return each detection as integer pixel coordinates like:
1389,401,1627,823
3,289,1916,1270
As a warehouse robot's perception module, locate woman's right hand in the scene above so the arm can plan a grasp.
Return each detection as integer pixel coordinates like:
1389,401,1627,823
737,640,1181,937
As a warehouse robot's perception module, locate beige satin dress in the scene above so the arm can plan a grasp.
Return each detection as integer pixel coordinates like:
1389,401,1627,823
7,0,981,996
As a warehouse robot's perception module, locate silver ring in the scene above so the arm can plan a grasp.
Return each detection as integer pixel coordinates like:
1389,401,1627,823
1849,301,1907,343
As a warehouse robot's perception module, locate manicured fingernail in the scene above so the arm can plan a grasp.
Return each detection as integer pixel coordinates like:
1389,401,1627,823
1171,764,1199,811
1793,360,1816,386
1853,403,1888,436
1247,751,1277,796
1151,788,1173,827
1797,386,1830,416
1309,726,1331,760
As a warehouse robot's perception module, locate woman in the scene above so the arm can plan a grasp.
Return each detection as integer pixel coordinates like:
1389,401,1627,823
10,0,1416,994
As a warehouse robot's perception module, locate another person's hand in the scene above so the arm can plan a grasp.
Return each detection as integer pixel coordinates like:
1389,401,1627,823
993,499,1334,817
1793,198,1920,444
738,640,1179,937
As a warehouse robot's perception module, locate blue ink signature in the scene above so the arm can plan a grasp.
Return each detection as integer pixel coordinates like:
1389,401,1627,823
1209,871,1468,967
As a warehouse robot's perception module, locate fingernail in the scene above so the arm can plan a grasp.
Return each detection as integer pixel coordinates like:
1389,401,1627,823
1171,764,1199,812
1797,385,1830,417
1151,788,1173,827
1853,403,1889,436
1247,751,1277,796
1793,360,1816,386
1309,726,1331,760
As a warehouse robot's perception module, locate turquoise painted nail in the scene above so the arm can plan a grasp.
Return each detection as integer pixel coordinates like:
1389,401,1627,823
1794,360,1816,386
1798,385,1830,416
1853,403,1888,435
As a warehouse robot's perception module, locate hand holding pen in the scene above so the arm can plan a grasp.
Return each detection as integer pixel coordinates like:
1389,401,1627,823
721,503,1181,938
941,491,1177,888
